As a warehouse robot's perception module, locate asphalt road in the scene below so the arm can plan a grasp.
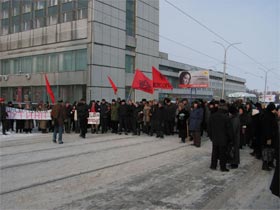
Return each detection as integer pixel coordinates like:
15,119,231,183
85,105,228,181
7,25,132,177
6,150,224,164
0,132,279,210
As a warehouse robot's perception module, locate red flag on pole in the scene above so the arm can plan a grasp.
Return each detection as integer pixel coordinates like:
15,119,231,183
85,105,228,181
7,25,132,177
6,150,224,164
107,76,118,95
132,69,154,94
152,66,173,89
44,74,55,104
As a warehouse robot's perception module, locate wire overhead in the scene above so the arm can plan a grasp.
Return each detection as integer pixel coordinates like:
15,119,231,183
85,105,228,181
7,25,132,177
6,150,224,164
164,0,275,73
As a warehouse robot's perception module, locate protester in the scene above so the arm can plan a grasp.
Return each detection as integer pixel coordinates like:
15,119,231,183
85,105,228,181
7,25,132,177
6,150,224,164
0,98,8,135
270,105,279,197
51,100,66,144
154,101,165,138
228,105,240,169
77,98,89,138
118,100,128,135
37,103,48,133
110,99,119,134
261,102,278,171
16,103,24,133
177,103,189,143
64,101,72,133
189,101,204,147
208,102,233,172
24,103,34,133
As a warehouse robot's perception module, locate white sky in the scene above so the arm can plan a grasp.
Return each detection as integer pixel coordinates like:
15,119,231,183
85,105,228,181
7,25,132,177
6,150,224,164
159,0,280,92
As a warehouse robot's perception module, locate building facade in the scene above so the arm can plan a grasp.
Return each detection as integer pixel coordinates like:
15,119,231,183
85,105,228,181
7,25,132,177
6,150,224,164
0,0,159,103
0,0,245,104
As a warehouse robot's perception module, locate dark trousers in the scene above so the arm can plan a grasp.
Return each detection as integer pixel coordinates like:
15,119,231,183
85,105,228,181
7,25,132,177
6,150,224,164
111,121,118,133
1,119,7,134
101,117,108,133
165,120,174,135
79,118,87,137
211,144,227,170
192,131,201,147
119,117,127,133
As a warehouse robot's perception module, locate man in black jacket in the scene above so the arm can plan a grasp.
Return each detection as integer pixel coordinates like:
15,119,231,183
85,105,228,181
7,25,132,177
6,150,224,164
118,100,128,135
0,98,8,135
208,102,233,172
77,98,89,138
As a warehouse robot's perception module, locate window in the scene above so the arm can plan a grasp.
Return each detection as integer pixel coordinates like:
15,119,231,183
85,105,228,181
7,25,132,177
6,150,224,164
48,0,58,6
35,0,45,10
126,0,135,36
49,53,58,72
22,13,32,31
76,49,87,70
22,0,32,13
1,18,9,35
11,58,20,74
62,51,75,71
11,0,20,16
36,55,47,72
47,6,58,25
34,9,45,28
11,15,20,33
1,59,10,75
1,1,9,18
61,2,73,22
21,57,33,73
77,0,88,20
125,55,135,73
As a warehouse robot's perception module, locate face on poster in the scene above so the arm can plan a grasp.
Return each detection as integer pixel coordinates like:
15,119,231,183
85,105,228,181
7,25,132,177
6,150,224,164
179,70,209,88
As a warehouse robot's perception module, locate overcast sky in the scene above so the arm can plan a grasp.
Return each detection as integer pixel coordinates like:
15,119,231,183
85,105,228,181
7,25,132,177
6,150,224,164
159,0,280,92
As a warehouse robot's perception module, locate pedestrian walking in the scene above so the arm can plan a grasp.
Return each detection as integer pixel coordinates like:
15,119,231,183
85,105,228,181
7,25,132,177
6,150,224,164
51,100,66,144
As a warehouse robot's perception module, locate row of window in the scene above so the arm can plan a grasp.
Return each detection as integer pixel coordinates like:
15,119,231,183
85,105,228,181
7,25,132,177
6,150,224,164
1,85,86,104
0,0,88,35
1,49,87,74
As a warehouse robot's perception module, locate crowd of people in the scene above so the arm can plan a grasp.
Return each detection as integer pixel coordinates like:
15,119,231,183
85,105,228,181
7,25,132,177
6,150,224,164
0,97,279,197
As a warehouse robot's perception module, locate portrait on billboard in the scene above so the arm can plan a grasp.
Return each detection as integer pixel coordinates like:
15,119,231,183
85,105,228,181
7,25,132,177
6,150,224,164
179,70,209,88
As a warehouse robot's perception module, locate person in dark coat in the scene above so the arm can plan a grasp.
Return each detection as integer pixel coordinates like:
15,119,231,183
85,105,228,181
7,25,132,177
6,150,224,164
118,100,128,135
110,99,119,134
100,99,109,134
132,102,143,136
261,102,278,171
64,101,72,133
51,100,67,144
154,101,165,138
270,105,279,197
77,98,89,138
16,103,24,133
177,103,189,143
164,98,177,135
239,106,248,149
0,98,8,135
208,103,233,172
189,101,204,147
149,100,158,136
250,103,263,159
228,105,240,169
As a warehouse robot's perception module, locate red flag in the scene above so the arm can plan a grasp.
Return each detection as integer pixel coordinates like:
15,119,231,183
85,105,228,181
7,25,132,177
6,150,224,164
44,74,55,104
152,66,173,89
107,76,118,95
132,69,154,94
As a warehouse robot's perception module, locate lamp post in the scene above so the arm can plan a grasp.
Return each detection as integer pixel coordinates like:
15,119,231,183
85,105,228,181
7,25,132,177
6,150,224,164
214,41,241,99
259,68,274,103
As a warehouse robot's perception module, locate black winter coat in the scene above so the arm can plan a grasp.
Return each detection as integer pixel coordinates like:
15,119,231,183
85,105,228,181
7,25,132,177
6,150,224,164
177,109,189,138
208,109,233,146
77,103,89,120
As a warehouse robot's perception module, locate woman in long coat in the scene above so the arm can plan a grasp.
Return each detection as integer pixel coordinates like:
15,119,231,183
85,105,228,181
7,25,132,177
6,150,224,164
228,105,240,168
177,103,189,143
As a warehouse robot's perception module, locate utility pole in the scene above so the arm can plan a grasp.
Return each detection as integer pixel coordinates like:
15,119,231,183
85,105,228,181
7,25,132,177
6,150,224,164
213,41,241,99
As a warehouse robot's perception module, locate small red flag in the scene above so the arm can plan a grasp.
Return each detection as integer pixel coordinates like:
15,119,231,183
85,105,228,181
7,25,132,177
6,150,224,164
152,66,173,89
44,74,55,104
107,76,118,95
132,69,154,94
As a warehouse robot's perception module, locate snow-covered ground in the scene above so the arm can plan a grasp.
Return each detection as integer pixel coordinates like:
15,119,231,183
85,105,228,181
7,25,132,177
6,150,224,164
1,129,279,209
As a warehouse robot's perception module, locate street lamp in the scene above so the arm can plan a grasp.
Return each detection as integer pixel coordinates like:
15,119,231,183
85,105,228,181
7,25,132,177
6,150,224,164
259,68,274,103
213,41,241,99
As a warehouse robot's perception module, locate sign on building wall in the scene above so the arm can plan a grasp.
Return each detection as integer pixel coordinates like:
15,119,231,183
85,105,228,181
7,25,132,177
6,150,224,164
178,70,209,88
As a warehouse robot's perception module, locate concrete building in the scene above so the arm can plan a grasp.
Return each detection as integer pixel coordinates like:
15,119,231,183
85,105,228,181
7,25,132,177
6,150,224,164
0,0,245,103
0,0,159,103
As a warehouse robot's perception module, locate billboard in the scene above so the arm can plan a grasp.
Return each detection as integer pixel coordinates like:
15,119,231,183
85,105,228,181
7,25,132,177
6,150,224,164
259,95,276,103
179,70,209,88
